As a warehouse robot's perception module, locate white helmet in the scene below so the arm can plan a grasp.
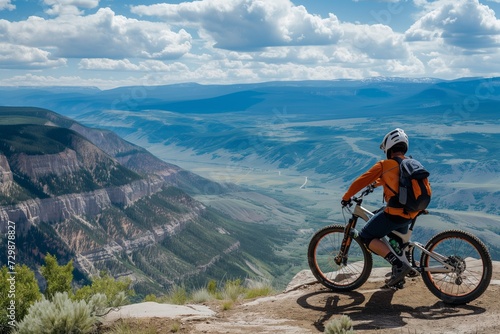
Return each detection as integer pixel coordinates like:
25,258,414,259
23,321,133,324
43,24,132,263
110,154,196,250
380,128,408,158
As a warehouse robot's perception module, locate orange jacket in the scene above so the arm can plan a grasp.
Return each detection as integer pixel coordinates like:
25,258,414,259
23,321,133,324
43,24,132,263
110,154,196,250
342,157,420,219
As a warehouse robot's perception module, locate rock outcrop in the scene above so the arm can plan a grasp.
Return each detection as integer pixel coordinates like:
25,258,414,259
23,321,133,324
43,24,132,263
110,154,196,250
0,154,14,196
0,176,165,227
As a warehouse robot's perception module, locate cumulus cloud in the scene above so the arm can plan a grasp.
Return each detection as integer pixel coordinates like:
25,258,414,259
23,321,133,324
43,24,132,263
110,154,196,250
79,58,141,71
403,0,500,78
44,0,99,16
406,0,500,50
0,43,66,68
0,0,423,84
343,23,409,59
0,0,14,11
2,8,192,61
2,0,500,88
129,0,416,72
0,72,129,88
79,58,190,73
131,0,344,51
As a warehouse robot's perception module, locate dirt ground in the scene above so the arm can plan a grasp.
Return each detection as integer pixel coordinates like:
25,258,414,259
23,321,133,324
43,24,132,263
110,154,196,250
102,262,500,334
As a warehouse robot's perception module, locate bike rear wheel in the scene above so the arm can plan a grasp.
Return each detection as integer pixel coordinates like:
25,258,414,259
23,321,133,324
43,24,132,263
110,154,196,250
420,229,492,305
308,224,373,291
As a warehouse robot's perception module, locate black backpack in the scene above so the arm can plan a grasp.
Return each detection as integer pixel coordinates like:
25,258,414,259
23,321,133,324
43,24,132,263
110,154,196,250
388,157,432,212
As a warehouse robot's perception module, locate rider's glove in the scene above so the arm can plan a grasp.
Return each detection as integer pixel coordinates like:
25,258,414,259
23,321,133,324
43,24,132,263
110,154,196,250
341,199,352,207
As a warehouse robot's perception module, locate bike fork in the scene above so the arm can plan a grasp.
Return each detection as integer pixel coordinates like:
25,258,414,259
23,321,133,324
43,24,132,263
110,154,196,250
335,217,358,266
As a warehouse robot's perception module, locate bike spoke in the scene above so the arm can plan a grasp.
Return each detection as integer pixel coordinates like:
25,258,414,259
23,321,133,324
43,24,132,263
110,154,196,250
422,231,492,303
308,225,372,291
315,237,365,286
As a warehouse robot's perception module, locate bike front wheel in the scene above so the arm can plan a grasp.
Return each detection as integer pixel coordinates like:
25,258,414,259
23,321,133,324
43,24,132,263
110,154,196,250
420,229,493,305
308,224,373,291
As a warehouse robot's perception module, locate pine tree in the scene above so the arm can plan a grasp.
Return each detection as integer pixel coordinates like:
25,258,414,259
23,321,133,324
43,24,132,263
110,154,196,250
0,265,42,332
40,253,73,299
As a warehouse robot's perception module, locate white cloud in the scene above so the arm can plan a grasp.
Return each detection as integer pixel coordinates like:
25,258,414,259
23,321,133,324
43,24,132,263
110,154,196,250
0,0,14,11
2,0,500,88
404,0,500,78
79,58,141,71
343,23,409,59
0,43,66,68
1,8,192,62
407,0,500,50
125,0,427,82
131,0,344,51
79,58,190,73
0,72,131,88
129,0,418,74
44,0,99,16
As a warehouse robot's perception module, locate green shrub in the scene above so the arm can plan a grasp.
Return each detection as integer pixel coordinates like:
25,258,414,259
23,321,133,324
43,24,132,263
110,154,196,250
324,315,356,334
0,255,135,333
15,292,99,334
0,265,42,333
191,288,214,303
221,279,244,302
73,272,133,312
244,279,274,299
142,294,158,302
170,321,181,333
206,279,217,295
221,301,233,311
165,285,188,305
40,253,73,299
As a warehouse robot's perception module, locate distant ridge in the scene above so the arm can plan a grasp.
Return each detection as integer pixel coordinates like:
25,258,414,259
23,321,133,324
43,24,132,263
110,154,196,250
1,77,495,118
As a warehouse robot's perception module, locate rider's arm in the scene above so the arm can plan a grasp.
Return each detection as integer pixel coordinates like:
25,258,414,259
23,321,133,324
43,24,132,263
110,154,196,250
342,161,383,201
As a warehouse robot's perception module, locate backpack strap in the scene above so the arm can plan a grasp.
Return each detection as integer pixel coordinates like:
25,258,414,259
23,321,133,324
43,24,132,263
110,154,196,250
392,156,403,164
385,157,403,196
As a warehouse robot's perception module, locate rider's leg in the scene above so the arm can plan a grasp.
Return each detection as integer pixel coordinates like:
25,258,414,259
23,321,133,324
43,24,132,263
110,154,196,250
367,238,401,267
359,211,412,286
365,238,390,257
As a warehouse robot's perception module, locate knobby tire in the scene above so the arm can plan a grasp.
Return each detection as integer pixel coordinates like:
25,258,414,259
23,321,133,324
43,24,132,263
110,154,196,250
308,224,373,291
420,229,492,305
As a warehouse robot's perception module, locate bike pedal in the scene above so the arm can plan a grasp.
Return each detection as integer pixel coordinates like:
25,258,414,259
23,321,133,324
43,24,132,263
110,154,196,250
395,281,405,289
384,279,405,290
386,283,404,290
407,271,419,278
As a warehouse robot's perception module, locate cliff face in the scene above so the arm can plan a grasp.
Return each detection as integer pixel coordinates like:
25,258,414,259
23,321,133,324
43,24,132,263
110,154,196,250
13,149,81,178
0,109,250,295
0,177,165,226
0,154,13,191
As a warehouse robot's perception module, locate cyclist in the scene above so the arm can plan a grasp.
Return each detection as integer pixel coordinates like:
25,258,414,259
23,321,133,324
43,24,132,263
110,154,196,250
341,128,420,287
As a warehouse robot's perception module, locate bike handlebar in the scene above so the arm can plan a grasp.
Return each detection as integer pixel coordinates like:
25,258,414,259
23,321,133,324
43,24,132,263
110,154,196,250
353,184,375,202
358,184,376,198
342,184,376,208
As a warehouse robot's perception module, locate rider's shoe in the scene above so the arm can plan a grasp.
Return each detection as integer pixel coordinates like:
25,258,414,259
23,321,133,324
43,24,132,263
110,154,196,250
393,279,406,290
385,263,412,287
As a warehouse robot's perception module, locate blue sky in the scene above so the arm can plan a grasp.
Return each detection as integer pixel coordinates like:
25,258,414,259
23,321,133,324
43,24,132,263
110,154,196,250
2,0,500,89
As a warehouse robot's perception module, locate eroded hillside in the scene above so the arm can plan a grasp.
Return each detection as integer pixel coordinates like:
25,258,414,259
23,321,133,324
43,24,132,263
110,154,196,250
0,108,300,297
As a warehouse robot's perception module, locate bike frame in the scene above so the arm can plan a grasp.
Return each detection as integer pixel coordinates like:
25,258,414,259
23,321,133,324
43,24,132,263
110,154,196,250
344,189,455,275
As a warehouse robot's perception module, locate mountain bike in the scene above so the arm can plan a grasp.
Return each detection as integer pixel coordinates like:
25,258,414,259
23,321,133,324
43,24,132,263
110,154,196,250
307,185,493,305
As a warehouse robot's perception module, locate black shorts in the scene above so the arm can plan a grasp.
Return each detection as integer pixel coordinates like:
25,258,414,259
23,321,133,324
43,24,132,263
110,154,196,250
359,211,411,244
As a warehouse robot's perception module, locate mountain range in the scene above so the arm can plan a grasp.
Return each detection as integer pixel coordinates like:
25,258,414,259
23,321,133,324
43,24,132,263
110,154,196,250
1,77,499,296
0,107,301,297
